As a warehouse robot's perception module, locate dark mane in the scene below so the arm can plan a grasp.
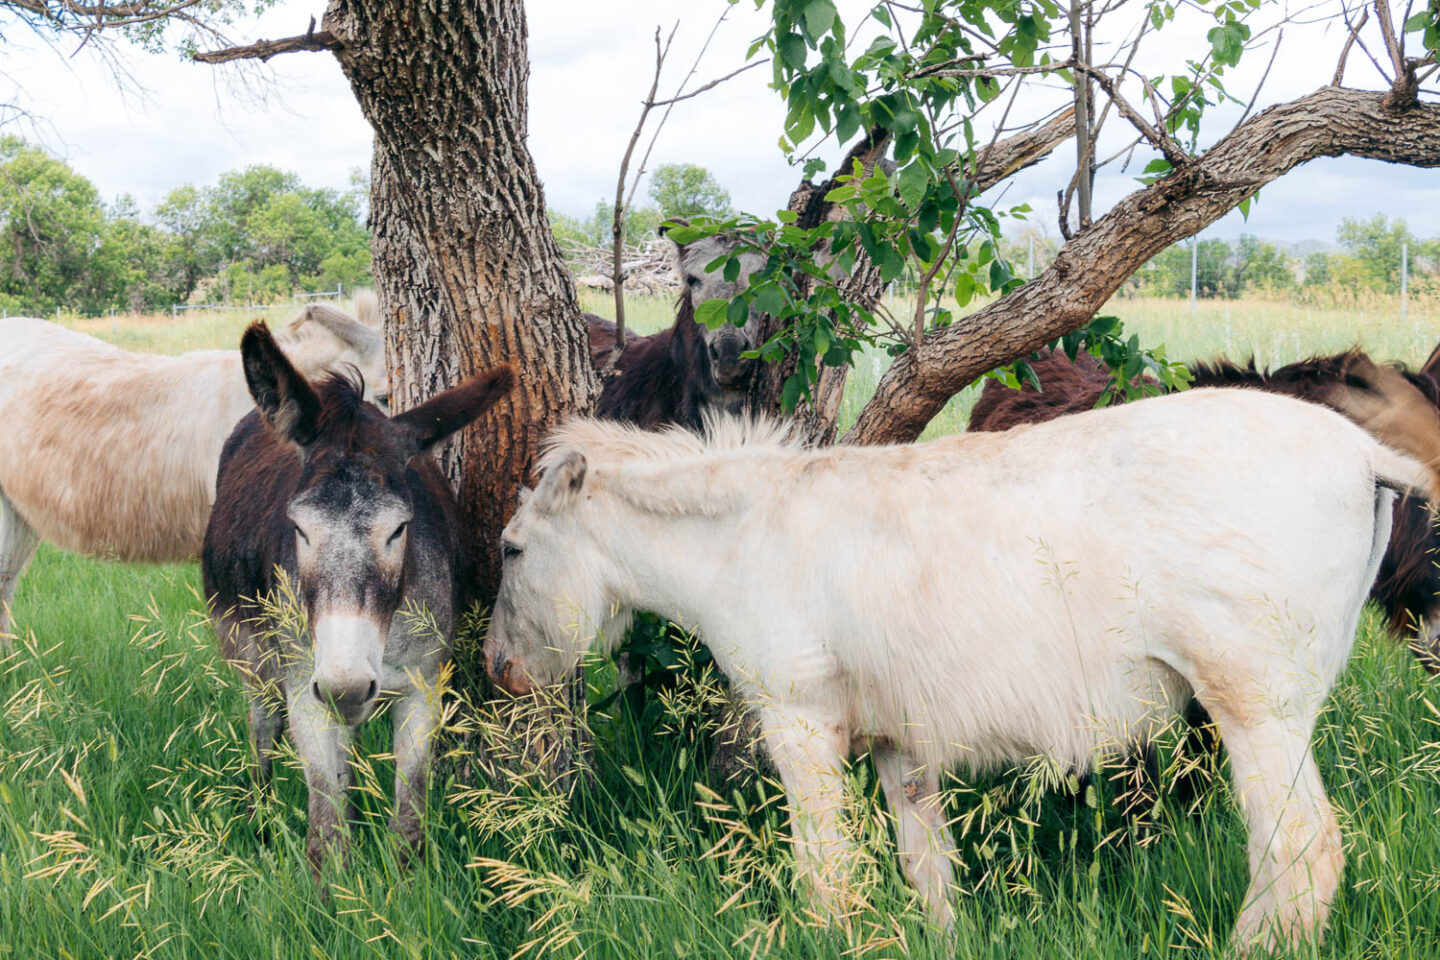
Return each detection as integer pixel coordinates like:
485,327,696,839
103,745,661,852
310,366,377,445
589,291,714,431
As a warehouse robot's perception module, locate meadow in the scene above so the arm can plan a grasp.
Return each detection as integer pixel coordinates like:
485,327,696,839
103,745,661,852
3,292,1440,958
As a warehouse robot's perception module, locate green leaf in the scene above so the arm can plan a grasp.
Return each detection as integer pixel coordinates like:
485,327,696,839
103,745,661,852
752,283,786,316
954,271,975,307
726,297,750,327
778,33,808,69
781,374,805,411
896,162,929,210
695,298,728,330
836,102,861,144
803,0,836,40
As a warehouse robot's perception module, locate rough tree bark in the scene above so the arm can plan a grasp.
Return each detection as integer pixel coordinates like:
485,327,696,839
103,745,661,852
321,0,600,599
748,109,1078,443
846,87,1440,446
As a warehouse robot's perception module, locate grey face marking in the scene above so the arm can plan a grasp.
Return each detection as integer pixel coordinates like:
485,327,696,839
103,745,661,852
288,463,412,725
675,235,768,396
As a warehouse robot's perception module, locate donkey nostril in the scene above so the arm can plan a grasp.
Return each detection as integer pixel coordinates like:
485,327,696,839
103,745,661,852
312,680,324,703
365,679,378,702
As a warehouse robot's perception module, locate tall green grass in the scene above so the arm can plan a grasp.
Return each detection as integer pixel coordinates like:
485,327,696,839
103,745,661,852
3,294,1439,957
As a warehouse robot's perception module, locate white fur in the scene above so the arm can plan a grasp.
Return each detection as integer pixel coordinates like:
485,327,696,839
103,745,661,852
488,388,1426,950
0,304,384,641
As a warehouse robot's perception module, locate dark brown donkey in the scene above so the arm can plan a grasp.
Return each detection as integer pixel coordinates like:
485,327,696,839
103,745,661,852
588,228,766,430
970,346,1440,669
203,322,513,870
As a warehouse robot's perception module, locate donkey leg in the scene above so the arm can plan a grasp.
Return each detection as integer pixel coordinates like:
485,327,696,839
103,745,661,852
874,747,957,928
760,704,856,923
285,680,356,874
247,690,285,788
390,686,443,867
1201,697,1342,953
0,490,40,648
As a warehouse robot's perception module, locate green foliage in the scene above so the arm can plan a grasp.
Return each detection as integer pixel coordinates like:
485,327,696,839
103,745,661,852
647,163,733,220
1405,0,1440,61
1127,234,1297,299
990,314,1193,407
0,137,110,314
1336,215,1433,293
0,139,371,315
158,164,372,301
721,0,1274,408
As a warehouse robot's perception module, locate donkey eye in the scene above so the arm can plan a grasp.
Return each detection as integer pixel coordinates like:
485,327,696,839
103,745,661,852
503,543,522,561
386,522,408,546
686,276,701,287
293,523,310,545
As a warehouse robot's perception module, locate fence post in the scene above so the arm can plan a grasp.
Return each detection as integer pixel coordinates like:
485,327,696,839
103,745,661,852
172,304,178,319
1190,239,1198,315
1401,242,1408,323
110,307,117,337
1027,236,1035,279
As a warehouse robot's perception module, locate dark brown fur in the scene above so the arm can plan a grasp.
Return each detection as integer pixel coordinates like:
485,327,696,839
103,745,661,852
971,347,1440,669
588,296,731,431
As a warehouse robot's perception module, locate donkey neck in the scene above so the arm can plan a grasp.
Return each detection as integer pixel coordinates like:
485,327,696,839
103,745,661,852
583,468,760,641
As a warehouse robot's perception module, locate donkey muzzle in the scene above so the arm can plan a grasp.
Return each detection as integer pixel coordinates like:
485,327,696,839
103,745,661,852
311,613,385,724
708,330,754,389
485,643,535,696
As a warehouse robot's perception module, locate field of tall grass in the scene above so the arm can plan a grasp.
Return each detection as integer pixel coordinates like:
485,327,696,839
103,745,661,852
3,292,1439,958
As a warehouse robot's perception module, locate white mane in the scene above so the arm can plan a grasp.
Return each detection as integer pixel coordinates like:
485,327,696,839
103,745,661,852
539,412,798,474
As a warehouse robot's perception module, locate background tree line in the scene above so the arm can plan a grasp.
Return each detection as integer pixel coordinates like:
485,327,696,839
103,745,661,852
0,137,372,316
1120,217,1439,301
0,145,736,317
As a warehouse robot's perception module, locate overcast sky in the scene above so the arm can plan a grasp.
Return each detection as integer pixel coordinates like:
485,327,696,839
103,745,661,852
2,0,1437,245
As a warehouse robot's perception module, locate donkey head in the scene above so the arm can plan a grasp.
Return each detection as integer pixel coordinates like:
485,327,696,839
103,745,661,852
486,449,615,695
663,223,768,402
241,322,513,724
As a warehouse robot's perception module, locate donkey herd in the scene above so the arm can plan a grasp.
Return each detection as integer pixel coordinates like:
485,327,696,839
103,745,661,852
4,227,1440,952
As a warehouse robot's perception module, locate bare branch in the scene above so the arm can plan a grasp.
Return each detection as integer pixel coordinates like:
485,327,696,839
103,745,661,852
605,23,676,372
1334,7,1371,85
1240,31,1285,125
1374,0,1409,79
193,18,340,64
645,60,767,108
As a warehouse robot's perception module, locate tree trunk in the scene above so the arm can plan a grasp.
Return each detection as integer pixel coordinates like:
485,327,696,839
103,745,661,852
846,88,1440,446
323,0,599,602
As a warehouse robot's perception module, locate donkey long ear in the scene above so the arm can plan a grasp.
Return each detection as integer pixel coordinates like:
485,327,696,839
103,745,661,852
391,364,515,458
533,450,587,514
241,322,321,446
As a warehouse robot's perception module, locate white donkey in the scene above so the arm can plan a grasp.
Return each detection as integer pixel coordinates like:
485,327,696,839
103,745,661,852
0,294,383,640
484,388,1436,951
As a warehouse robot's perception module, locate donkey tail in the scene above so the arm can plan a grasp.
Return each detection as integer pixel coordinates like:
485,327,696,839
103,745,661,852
1372,444,1440,502
1314,353,1440,500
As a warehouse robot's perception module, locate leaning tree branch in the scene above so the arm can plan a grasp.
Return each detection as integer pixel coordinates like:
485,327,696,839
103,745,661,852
843,86,1440,446
193,17,340,63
